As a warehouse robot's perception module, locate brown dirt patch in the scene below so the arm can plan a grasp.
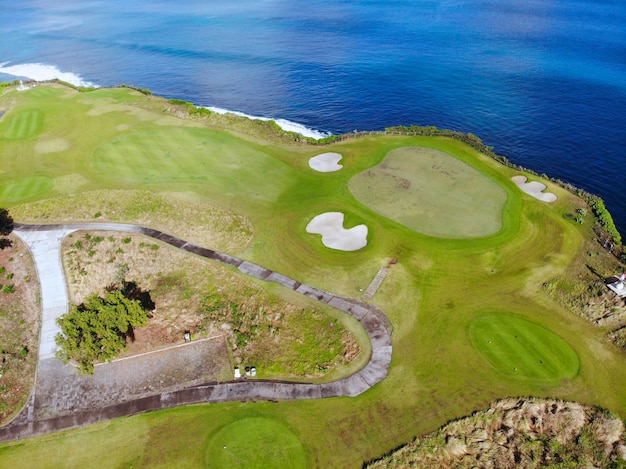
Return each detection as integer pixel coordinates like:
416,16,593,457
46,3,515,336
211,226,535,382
0,234,40,424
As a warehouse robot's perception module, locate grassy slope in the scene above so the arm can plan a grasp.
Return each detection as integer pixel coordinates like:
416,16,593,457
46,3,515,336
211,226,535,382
0,83,625,467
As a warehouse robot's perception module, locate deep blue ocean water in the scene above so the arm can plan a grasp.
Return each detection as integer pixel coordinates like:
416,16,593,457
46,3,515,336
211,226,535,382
1,0,625,235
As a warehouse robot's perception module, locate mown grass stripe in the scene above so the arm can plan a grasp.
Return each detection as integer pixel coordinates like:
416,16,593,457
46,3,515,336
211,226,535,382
469,314,579,382
28,110,40,136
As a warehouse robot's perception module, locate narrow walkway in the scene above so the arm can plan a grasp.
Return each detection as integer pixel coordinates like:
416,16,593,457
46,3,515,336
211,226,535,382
0,222,392,442
363,267,389,299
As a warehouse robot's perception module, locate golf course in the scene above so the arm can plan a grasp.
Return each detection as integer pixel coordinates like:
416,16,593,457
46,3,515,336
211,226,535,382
0,81,625,467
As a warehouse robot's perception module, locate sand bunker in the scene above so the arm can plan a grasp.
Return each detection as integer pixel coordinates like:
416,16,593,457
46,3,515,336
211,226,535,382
306,212,368,251
309,153,343,172
512,175,557,202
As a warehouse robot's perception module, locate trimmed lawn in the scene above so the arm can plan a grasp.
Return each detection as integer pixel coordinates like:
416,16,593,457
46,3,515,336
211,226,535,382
469,313,580,383
206,417,307,468
0,175,53,203
349,146,507,238
2,109,43,139
1,83,625,468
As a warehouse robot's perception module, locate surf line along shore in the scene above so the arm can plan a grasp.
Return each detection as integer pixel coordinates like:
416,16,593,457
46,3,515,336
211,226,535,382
0,222,392,442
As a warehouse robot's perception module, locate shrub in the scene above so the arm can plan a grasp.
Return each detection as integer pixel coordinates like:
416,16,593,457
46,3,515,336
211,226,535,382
55,290,153,374
588,197,622,244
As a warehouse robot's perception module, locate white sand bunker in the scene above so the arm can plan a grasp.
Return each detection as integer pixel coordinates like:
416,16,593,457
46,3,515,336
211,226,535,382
306,212,368,251
512,175,557,202
309,152,343,172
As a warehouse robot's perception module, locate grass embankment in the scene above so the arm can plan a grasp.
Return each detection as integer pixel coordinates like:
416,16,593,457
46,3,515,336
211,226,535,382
0,82,625,467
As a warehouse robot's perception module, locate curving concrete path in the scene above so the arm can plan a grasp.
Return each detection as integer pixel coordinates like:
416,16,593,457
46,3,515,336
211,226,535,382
0,222,392,441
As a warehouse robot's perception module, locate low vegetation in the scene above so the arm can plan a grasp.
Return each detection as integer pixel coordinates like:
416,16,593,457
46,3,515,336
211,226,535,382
0,235,39,425
62,231,361,379
543,203,626,352
367,398,626,468
10,190,253,255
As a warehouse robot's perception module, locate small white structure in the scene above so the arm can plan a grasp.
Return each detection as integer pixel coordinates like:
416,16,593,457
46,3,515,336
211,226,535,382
234,367,241,378
607,273,626,297
250,367,257,377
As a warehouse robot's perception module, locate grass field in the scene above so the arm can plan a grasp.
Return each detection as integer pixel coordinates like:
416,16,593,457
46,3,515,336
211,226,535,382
0,82,625,468
349,146,507,238
2,109,43,139
469,314,580,382
0,175,53,203
205,417,307,468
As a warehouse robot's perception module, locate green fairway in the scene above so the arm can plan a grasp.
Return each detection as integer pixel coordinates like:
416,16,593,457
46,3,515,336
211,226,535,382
0,175,53,202
2,109,43,139
2,82,626,468
349,146,507,238
206,417,307,468
469,314,580,382
91,128,294,201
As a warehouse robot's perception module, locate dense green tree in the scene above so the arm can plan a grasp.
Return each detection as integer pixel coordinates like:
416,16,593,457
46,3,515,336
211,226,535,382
55,290,152,374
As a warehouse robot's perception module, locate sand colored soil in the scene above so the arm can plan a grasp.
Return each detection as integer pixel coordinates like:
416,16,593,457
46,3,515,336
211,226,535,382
34,138,69,154
308,152,343,172
306,212,368,251
511,175,557,202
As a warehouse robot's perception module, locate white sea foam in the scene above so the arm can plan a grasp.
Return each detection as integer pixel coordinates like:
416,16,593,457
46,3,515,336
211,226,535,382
206,106,329,140
0,62,98,88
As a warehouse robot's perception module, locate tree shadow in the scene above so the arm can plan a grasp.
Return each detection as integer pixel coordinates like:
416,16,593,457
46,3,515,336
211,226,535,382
121,281,156,313
105,281,155,313
586,264,606,280
0,239,12,250
0,209,13,236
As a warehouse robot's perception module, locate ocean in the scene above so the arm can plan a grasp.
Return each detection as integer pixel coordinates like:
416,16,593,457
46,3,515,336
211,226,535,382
1,0,625,235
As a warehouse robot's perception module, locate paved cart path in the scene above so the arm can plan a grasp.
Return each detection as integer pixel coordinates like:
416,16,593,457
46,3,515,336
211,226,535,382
0,222,392,441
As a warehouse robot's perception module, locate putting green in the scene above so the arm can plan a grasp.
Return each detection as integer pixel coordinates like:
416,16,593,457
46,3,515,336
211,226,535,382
206,417,307,468
469,314,579,382
91,128,293,201
2,109,43,139
0,175,53,203
349,146,507,238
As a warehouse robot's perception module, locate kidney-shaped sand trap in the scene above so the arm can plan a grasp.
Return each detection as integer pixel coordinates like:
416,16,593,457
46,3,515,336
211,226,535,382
511,175,557,202
306,212,368,251
308,152,343,172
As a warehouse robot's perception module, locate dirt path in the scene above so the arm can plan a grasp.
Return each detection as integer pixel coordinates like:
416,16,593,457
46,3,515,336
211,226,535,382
0,222,392,442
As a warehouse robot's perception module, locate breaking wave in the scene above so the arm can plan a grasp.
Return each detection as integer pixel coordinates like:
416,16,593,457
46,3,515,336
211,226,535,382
0,62,98,88
206,106,330,140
